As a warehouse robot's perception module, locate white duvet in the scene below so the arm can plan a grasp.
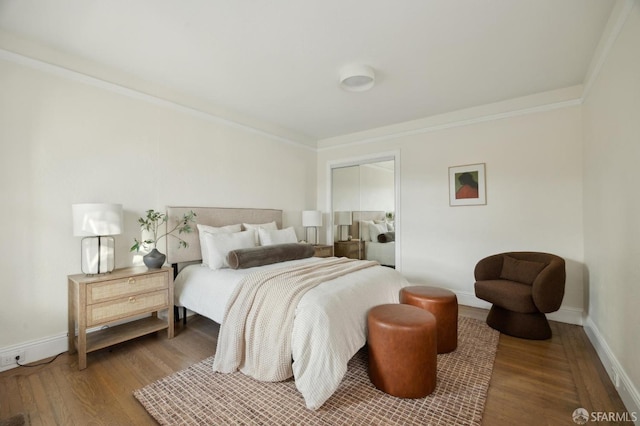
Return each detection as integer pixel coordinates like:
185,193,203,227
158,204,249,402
365,240,396,266
174,257,409,409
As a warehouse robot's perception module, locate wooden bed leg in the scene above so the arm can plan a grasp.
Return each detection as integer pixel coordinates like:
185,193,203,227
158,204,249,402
183,307,187,325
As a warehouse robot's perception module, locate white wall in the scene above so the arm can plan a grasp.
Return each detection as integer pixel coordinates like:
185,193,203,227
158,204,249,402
318,98,585,321
359,163,394,212
0,58,316,352
582,0,640,414
332,166,360,212
331,163,394,212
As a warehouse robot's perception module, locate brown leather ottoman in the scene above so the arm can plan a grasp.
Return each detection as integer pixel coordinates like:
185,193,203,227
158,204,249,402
400,286,458,353
367,304,437,398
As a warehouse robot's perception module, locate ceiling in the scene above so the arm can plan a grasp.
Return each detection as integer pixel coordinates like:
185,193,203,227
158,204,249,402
0,0,616,144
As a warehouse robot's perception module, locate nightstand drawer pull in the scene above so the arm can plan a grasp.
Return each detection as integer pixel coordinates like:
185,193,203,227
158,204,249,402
86,289,168,327
87,273,167,303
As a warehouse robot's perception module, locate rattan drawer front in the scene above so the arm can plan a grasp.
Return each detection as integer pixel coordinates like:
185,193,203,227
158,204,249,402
87,290,168,326
87,273,167,304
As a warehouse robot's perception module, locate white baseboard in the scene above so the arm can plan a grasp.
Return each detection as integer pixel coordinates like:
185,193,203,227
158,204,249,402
0,313,169,372
547,306,584,326
459,289,638,421
583,316,640,424
0,332,68,373
454,290,584,325
455,290,492,310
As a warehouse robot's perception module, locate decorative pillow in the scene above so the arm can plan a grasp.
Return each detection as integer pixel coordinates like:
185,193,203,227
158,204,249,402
203,229,256,270
227,243,314,269
197,223,242,266
243,221,278,245
258,227,297,246
377,231,395,243
375,219,394,231
369,222,388,242
359,220,375,242
499,255,546,285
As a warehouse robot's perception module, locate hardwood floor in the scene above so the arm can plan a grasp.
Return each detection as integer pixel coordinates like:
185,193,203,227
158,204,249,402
0,307,630,425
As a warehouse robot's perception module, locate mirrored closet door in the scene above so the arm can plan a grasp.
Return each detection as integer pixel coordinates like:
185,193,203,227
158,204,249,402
331,158,396,267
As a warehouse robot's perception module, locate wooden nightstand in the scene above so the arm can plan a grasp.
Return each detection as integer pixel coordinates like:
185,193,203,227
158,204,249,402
334,240,365,260
68,266,174,370
313,244,334,258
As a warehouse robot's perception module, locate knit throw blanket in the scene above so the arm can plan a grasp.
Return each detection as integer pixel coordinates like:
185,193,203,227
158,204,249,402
212,258,378,381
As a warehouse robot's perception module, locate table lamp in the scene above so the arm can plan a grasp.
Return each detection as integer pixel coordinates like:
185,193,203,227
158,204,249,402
334,211,352,242
72,203,123,275
302,210,322,245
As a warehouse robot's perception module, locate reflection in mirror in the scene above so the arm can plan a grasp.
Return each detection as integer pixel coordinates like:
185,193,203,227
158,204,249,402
331,159,395,267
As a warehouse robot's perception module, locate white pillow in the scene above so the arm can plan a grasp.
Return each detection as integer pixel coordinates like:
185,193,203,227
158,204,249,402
359,220,375,242
203,229,256,270
375,219,395,231
243,221,278,245
197,223,242,266
369,222,388,242
258,227,297,246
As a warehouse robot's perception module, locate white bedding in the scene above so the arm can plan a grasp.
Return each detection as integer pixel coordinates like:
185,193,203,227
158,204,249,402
174,256,409,409
365,241,396,266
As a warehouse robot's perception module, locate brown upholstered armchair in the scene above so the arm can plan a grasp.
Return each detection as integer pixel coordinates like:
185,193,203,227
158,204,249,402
474,252,565,340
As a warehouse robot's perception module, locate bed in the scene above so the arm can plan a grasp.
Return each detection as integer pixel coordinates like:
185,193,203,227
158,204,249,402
351,211,396,267
166,206,408,410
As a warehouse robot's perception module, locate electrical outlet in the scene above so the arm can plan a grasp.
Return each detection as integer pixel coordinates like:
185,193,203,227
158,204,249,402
1,350,25,367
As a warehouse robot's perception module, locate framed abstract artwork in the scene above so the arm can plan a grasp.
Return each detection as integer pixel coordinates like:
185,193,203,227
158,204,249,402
449,163,486,206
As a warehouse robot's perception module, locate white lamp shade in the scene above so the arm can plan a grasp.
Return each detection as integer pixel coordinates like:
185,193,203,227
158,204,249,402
334,211,352,226
302,210,322,227
72,203,123,236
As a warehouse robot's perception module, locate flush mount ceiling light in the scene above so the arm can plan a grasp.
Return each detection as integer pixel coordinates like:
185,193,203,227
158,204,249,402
339,64,375,92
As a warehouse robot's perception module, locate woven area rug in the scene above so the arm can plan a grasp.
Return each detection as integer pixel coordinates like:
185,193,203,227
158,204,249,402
135,316,499,425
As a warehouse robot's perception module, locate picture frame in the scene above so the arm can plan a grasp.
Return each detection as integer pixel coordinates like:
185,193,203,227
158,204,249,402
449,163,486,206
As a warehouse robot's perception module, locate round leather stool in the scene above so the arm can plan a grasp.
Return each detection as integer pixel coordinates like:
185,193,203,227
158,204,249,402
400,286,458,353
367,304,437,398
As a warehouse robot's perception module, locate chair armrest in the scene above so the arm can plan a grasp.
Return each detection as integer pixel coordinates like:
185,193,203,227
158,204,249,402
531,258,566,313
474,254,504,281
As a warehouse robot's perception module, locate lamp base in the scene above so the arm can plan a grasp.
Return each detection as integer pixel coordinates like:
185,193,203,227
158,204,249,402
338,225,351,242
305,227,319,245
80,236,115,275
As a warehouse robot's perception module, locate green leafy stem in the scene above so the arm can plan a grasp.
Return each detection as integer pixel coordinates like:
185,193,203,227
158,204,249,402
130,209,197,252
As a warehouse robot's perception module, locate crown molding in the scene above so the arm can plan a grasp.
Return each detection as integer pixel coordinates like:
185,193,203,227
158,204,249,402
582,0,635,101
0,47,316,152
317,93,582,152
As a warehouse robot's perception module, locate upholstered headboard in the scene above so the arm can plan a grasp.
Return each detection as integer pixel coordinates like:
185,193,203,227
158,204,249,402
165,206,283,264
351,211,386,240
